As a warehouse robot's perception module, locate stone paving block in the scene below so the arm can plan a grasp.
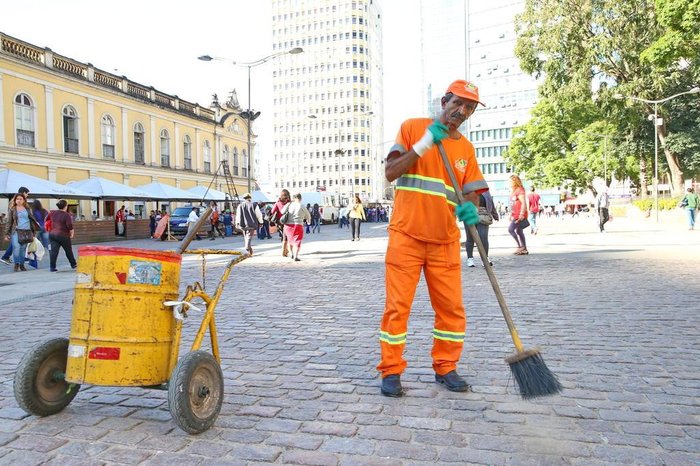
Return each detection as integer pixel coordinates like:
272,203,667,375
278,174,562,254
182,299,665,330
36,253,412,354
54,440,110,457
97,445,154,464
337,454,403,466
224,443,282,462
320,437,378,455
621,421,685,437
357,425,412,442
398,416,451,431
437,445,510,464
99,429,148,446
22,421,67,436
236,405,281,418
653,412,700,425
280,449,340,465
57,424,110,441
318,410,356,423
146,452,206,465
412,430,468,447
655,436,700,453
49,455,109,466
0,432,18,446
219,428,270,444
598,409,655,422
264,432,324,450
375,440,438,461
136,434,191,452
0,419,25,433
552,405,598,419
591,445,661,464
301,420,358,437
0,407,30,420
255,418,302,433
277,407,322,421
7,433,67,452
0,449,52,465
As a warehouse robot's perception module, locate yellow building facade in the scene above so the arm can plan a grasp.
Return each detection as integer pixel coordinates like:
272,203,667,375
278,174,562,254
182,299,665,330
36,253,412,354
0,32,254,217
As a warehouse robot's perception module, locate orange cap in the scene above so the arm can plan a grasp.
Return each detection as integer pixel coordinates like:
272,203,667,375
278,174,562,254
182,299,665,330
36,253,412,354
446,80,485,106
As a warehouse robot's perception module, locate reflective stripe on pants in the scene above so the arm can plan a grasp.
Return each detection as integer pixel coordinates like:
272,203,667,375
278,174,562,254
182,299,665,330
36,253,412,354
377,229,466,377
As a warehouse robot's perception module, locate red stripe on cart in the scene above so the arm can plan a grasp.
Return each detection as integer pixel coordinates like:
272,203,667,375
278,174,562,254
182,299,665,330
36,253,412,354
89,347,121,360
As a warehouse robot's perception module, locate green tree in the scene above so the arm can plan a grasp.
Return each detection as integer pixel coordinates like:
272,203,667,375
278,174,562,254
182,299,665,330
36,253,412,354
509,0,699,196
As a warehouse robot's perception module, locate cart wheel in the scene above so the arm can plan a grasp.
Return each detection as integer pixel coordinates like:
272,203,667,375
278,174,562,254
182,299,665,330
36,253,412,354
168,351,223,434
14,338,80,416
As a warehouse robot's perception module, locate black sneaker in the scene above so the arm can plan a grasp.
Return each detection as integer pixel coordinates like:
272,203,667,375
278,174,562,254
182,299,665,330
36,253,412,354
381,374,403,397
435,370,471,392
0,258,11,265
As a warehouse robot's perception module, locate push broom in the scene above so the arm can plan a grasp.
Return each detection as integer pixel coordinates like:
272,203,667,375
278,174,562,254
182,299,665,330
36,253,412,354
437,142,562,399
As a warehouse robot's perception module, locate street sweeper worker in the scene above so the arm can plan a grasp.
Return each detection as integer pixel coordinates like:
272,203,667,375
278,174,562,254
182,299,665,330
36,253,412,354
377,79,488,397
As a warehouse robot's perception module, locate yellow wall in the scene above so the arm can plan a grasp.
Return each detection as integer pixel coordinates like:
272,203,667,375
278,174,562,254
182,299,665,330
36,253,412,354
56,167,89,184
2,75,46,149
129,175,152,187
6,163,47,178
179,179,197,189
95,171,123,183
93,100,123,160
156,177,176,186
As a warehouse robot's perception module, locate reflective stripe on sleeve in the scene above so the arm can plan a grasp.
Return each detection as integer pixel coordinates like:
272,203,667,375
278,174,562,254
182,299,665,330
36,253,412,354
396,174,459,206
380,330,407,345
432,328,465,343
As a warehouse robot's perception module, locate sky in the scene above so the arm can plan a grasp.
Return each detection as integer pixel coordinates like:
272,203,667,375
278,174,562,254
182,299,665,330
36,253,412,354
0,0,424,159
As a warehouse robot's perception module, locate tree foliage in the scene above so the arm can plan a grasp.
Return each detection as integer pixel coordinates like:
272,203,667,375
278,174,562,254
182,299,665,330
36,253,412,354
507,0,700,196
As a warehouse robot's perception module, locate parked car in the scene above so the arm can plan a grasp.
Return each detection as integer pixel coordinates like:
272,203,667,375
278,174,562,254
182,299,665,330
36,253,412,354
169,206,199,236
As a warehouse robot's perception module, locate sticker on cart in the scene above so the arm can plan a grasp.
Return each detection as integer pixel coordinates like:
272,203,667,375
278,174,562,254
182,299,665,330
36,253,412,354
127,260,162,285
68,344,86,358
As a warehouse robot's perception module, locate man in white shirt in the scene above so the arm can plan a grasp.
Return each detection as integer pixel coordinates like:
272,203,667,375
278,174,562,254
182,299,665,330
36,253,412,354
186,207,202,240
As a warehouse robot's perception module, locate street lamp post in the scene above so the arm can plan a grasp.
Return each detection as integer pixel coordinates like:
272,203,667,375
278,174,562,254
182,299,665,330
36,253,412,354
614,87,700,222
198,47,303,193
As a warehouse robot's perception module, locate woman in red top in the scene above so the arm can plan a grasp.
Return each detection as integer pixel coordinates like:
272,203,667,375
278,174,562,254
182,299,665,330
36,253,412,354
269,189,291,257
508,174,529,255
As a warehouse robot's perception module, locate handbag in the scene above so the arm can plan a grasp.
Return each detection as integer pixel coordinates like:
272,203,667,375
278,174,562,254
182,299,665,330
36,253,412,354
517,218,530,229
478,207,493,225
16,229,34,245
279,204,292,225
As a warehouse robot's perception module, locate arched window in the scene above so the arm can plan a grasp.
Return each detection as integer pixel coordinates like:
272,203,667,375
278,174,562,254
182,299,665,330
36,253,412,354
14,93,35,147
203,140,211,173
133,122,145,163
101,115,116,158
183,135,192,170
223,145,230,171
242,149,248,177
160,129,170,167
232,147,239,176
63,105,79,154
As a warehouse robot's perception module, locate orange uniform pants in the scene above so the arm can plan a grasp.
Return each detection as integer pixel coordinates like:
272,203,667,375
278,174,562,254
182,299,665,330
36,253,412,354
377,229,466,377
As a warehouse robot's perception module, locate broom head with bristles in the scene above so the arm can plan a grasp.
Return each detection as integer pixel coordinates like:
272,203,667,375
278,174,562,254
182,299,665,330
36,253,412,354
505,348,563,399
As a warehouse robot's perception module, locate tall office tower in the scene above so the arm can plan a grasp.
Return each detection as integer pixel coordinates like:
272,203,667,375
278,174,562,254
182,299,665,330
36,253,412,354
420,0,541,200
271,0,384,204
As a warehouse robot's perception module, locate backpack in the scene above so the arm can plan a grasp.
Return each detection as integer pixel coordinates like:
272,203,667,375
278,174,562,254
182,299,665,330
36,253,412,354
678,196,689,208
44,212,52,233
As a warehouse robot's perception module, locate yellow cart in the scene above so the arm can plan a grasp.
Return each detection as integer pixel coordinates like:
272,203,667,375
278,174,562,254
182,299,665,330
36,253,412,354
14,209,246,434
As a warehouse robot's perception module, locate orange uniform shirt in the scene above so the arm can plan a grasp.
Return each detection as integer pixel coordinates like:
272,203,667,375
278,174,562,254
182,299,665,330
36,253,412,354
388,118,488,244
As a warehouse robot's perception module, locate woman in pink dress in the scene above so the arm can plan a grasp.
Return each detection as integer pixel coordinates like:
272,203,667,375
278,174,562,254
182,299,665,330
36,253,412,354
282,193,311,261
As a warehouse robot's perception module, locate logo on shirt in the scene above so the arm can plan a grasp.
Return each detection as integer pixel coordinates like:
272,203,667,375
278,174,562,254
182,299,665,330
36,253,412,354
454,159,467,173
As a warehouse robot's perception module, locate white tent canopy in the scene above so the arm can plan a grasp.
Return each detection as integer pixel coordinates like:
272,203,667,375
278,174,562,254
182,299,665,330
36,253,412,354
187,185,229,201
67,177,156,200
251,190,273,203
0,169,92,199
135,181,200,202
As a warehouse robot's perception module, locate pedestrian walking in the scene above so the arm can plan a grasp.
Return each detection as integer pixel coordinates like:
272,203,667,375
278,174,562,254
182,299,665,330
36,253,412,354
236,193,263,255
466,192,499,267
186,206,202,240
377,79,487,397
31,200,50,254
5,193,41,272
1,186,30,265
48,200,77,272
508,175,529,255
338,206,349,228
527,186,541,235
310,203,321,233
349,194,366,241
115,205,126,236
282,193,311,261
223,209,233,237
596,188,610,233
270,189,291,257
679,187,699,230
149,210,157,238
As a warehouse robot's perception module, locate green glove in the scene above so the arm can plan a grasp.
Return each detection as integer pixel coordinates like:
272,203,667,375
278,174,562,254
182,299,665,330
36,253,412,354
427,119,448,143
456,202,479,225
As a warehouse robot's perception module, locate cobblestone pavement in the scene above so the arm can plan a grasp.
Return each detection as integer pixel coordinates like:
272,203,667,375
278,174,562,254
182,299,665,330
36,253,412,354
0,217,698,465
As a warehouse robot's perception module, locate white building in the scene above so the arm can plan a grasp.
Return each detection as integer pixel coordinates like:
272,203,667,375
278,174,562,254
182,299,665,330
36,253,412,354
420,0,555,204
271,0,384,204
